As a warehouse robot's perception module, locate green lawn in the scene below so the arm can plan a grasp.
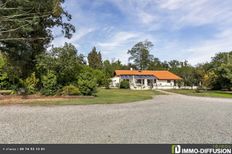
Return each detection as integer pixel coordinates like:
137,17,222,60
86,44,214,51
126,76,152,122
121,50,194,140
45,89,163,105
165,89,232,98
1,89,163,105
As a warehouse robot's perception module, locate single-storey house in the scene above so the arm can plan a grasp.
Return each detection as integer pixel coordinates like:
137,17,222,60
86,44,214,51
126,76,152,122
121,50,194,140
111,69,182,90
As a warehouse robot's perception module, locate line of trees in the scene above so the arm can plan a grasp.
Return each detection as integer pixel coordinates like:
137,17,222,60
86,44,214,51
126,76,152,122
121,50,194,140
127,40,232,90
1,40,231,96
0,42,130,95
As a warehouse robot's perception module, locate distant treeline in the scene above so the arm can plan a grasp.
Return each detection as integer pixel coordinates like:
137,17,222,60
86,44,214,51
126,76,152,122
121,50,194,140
1,42,232,96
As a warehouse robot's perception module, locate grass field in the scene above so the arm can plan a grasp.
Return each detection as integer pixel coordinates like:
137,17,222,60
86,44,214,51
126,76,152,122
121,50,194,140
0,89,163,105
165,89,232,98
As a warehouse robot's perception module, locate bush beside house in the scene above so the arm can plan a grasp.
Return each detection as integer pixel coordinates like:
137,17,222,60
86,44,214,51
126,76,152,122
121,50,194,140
120,80,130,89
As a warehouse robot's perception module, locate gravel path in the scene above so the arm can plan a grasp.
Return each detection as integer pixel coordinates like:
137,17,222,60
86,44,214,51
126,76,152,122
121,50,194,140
0,93,232,143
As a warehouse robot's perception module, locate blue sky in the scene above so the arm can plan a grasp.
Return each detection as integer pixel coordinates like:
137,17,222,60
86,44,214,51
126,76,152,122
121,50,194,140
52,0,232,65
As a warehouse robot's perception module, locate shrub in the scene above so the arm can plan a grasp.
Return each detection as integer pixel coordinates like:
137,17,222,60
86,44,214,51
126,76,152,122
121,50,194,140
93,69,105,86
77,72,97,96
41,71,57,95
102,75,111,89
22,72,39,94
0,73,9,89
60,85,80,96
195,86,206,93
81,66,105,86
120,80,130,89
0,54,10,89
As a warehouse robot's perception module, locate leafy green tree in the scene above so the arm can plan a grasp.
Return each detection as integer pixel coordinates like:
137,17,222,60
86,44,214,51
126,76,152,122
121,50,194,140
87,47,103,69
0,52,22,89
204,51,232,90
102,75,111,89
36,43,83,86
180,65,198,87
21,72,39,94
211,52,232,67
79,65,105,86
127,62,137,70
202,71,218,89
77,72,97,96
50,43,84,85
0,53,9,89
102,59,129,77
93,69,105,86
41,71,57,95
195,51,232,90
128,40,154,70
148,58,167,70
165,60,200,87
161,61,169,70
213,64,232,90
0,0,75,78
112,59,128,70
103,60,114,77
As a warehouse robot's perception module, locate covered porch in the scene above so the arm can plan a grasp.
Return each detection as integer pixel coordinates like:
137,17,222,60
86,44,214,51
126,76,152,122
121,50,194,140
120,75,156,90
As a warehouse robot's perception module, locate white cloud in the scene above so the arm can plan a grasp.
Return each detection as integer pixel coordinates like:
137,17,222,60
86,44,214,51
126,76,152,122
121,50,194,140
97,31,156,63
185,30,232,64
158,0,195,10
138,10,157,25
52,27,95,47
97,32,139,51
157,0,232,29
144,0,232,64
55,0,232,65
110,0,159,26
110,0,232,30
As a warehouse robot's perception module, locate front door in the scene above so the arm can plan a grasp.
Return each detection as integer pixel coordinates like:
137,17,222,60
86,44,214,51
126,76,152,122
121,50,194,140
147,79,153,89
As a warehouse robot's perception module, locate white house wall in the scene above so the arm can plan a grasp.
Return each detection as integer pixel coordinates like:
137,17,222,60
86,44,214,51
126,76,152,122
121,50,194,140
110,76,198,90
156,80,174,86
129,79,151,90
111,76,120,87
152,80,175,89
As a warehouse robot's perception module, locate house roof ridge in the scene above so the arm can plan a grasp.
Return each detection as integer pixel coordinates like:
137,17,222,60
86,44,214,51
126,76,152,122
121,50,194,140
114,70,182,80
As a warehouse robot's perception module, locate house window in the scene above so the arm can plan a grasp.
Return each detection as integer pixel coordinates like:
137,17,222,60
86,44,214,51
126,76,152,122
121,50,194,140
136,79,144,85
167,80,171,83
136,79,142,84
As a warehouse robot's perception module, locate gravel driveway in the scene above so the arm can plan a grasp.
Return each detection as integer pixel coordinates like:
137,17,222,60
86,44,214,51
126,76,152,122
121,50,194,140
0,93,232,143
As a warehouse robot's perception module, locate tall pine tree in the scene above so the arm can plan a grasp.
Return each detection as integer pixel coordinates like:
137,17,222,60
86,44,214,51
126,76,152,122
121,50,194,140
0,0,75,78
87,47,102,69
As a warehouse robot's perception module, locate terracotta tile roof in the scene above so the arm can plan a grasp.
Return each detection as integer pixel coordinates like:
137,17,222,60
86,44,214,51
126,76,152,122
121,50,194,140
115,70,154,75
115,70,182,80
153,71,182,80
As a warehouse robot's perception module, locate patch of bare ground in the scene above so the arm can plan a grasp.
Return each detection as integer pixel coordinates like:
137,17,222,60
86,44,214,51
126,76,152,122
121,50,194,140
0,95,93,105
